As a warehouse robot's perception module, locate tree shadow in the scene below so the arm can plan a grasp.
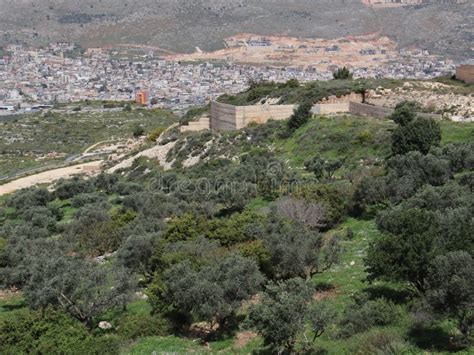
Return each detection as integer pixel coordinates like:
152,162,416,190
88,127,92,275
408,324,464,353
1,300,27,311
363,284,413,304
314,281,336,292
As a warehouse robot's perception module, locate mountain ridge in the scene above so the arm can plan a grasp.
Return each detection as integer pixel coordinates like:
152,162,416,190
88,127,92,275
0,0,472,59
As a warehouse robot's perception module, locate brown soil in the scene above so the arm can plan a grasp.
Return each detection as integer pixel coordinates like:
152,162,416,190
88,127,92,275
235,331,258,348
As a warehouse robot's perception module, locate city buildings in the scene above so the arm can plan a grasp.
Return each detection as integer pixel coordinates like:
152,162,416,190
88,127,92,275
0,43,458,114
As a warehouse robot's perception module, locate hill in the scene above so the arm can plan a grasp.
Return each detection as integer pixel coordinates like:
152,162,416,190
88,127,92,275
0,102,177,180
0,0,472,59
1,97,473,353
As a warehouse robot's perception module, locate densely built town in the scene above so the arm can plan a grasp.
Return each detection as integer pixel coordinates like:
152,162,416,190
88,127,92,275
0,41,458,113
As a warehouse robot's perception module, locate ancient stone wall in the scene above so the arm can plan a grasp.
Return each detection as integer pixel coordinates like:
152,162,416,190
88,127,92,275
319,92,361,104
209,100,442,132
313,103,350,115
180,117,210,132
210,101,295,131
456,65,474,84
349,102,441,120
236,104,296,129
210,101,239,130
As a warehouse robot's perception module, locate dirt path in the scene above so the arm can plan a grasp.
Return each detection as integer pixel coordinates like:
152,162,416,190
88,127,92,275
0,161,102,196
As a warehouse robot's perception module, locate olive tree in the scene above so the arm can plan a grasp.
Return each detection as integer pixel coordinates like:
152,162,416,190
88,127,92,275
23,253,135,329
246,278,314,352
156,254,264,331
261,218,341,280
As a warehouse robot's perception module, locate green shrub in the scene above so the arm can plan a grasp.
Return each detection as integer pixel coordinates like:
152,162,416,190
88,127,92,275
147,127,165,142
78,335,122,355
351,329,415,355
116,314,170,339
339,298,401,338
132,124,145,138
293,183,350,228
287,101,313,132
391,118,441,155
0,307,89,354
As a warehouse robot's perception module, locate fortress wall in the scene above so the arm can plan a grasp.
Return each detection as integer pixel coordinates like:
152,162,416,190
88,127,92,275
349,101,393,118
313,103,350,114
180,117,210,132
211,101,295,131
237,104,296,129
210,101,238,130
211,99,444,133
456,65,474,84
349,102,441,120
319,92,362,104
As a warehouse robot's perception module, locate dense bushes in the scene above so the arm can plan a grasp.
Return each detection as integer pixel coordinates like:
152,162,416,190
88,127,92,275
366,183,474,292
115,313,170,339
54,177,95,200
287,101,313,132
425,251,474,340
339,297,401,338
0,308,121,355
294,183,350,228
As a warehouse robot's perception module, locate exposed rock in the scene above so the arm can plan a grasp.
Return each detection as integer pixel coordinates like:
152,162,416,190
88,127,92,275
98,321,112,330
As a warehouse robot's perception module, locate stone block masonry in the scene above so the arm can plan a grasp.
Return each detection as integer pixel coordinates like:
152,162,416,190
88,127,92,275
456,64,474,84
349,102,441,120
203,99,442,132
180,117,210,132
312,103,350,115
210,101,296,131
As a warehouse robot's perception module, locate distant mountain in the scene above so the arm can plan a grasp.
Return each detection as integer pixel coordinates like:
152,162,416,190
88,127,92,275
0,0,472,59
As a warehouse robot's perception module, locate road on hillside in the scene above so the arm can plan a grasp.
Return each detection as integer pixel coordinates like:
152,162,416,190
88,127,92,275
0,161,102,196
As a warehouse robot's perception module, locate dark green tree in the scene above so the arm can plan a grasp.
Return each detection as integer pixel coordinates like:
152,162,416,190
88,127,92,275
391,118,441,155
117,234,162,280
390,101,420,126
333,67,353,80
352,79,370,103
365,207,438,292
425,251,474,341
287,101,313,131
304,157,343,180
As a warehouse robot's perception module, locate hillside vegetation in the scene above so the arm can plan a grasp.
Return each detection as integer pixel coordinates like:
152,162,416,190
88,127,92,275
0,103,176,179
0,90,473,354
